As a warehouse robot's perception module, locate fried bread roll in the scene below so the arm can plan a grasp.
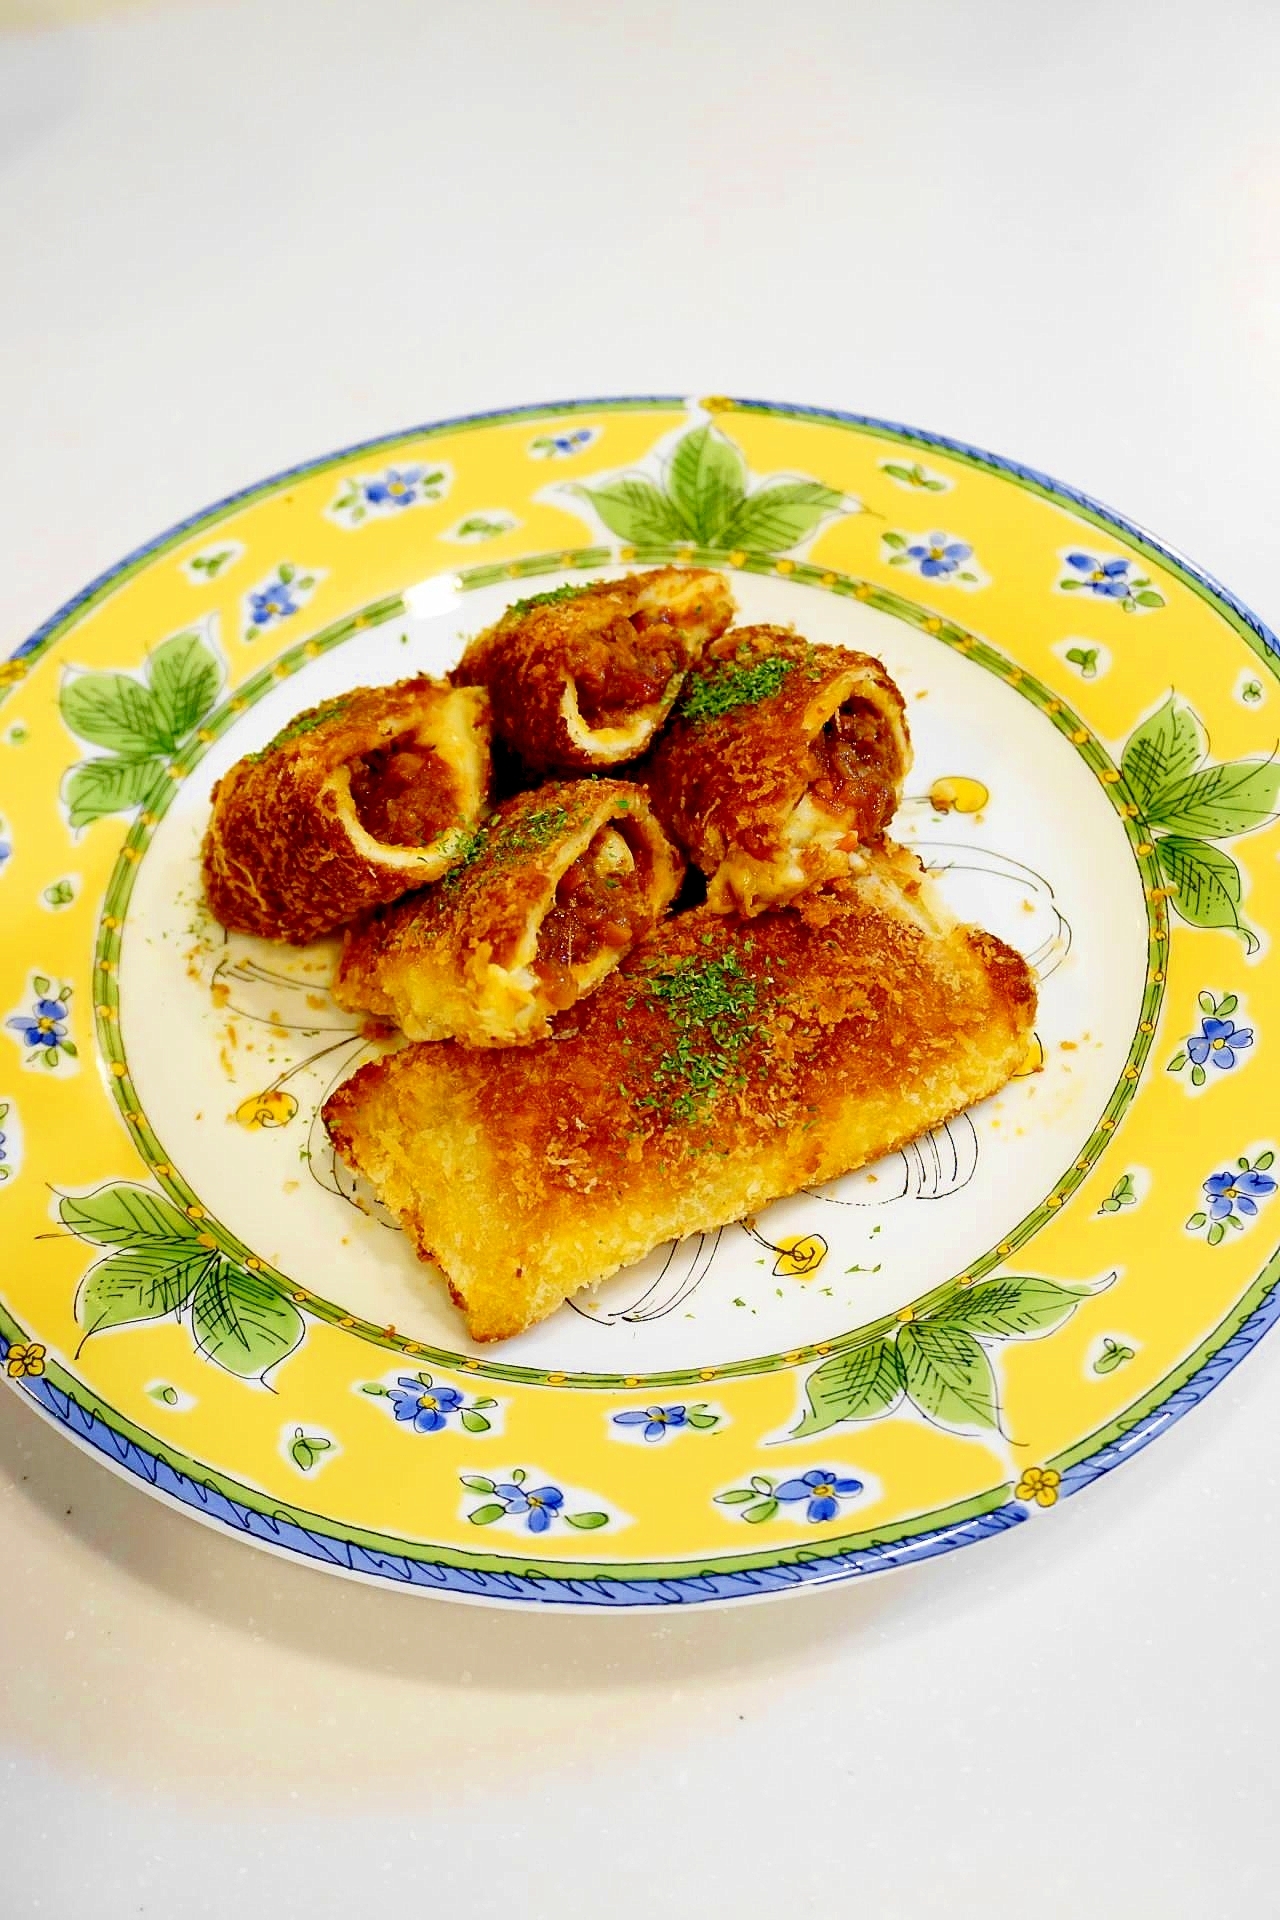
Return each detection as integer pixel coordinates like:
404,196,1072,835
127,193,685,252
323,841,1036,1342
333,779,684,1046
646,626,911,915
202,677,491,943
452,567,735,772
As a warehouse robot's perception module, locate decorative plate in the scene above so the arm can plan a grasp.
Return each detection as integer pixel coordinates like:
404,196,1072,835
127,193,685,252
3,396,1278,1609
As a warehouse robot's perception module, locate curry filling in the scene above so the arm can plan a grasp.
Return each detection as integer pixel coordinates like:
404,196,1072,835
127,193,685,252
348,736,460,847
570,618,685,730
809,696,901,843
534,822,655,1008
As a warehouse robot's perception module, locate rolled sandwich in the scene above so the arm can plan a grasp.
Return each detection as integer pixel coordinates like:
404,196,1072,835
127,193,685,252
323,840,1036,1342
646,626,911,915
333,779,684,1046
452,566,735,773
202,676,491,943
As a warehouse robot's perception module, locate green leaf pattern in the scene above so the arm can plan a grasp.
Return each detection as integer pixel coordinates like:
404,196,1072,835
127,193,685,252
879,460,949,493
1121,694,1204,806
1064,645,1101,680
62,1184,193,1245
58,623,223,831
727,481,849,553
791,1338,903,1436
77,1244,215,1337
669,425,747,542
63,756,166,831
288,1427,334,1473
932,1276,1092,1340
1120,694,1279,951
65,1181,304,1381
572,476,689,546
60,672,173,757
1147,760,1280,839
190,1263,305,1379
896,1322,998,1431
1157,837,1256,951
792,1272,1110,1440
1097,1172,1138,1214
569,422,852,555
146,633,222,744
451,515,516,541
1092,1337,1137,1376
182,544,242,583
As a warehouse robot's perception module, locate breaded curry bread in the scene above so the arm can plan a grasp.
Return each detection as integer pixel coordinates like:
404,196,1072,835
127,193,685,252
202,676,492,943
323,840,1036,1342
646,626,912,915
333,779,684,1046
452,567,735,773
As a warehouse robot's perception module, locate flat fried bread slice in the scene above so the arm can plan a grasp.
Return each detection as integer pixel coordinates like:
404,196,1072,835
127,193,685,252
323,840,1036,1343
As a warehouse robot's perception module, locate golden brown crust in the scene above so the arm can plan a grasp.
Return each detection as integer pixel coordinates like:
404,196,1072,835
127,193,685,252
323,841,1036,1342
333,779,684,1045
453,567,735,773
202,678,492,943
645,626,912,914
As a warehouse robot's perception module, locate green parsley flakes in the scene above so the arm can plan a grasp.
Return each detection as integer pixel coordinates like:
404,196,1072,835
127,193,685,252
440,801,576,889
249,694,354,761
636,950,761,1125
679,653,794,724
504,582,593,619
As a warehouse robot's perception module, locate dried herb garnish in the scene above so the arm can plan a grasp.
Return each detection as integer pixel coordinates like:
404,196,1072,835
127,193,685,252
498,803,574,856
635,950,761,1124
504,582,592,619
679,653,794,724
437,822,489,885
440,800,578,889
248,694,353,761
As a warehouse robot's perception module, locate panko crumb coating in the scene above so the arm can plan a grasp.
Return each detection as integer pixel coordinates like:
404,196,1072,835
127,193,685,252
646,625,912,914
202,676,491,943
452,567,735,773
323,840,1034,1342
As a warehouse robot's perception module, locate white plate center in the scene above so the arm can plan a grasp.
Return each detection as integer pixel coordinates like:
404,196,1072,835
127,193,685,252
116,570,1148,1373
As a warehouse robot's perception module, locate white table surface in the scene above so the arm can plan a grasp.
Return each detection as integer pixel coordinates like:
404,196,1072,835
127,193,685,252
3,1,1279,1913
